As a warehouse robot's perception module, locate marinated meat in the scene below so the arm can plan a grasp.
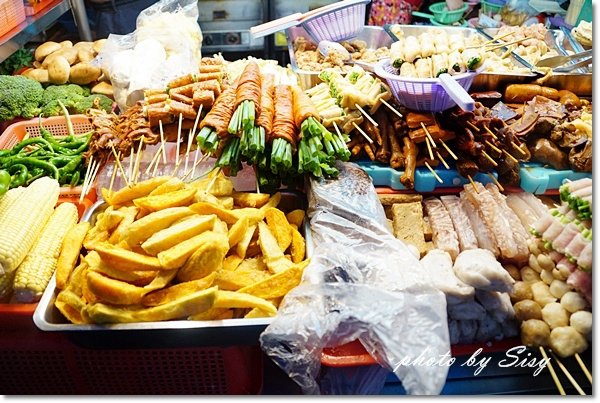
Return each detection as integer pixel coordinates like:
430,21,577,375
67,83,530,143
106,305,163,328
530,138,569,170
423,198,460,260
440,195,479,251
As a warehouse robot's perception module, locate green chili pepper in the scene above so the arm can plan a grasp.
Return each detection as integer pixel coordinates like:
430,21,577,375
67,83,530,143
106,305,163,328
58,155,82,175
0,169,10,196
41,128,77,155
3,157,59,180
11,137,54,155
51,155,77,167
70,170,80,187
8,164,28,188
30,167,44,177
26,172,45,185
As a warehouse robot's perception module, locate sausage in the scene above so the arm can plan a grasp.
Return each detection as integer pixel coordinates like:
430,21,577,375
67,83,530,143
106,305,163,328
375,113,391,164
504,84,560,103
400,136,417,189
557,90,581,109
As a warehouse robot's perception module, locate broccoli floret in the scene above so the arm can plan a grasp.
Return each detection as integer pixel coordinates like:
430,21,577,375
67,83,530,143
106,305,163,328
41,84,90,108
0,75,43,122
72,94,113,114
40,100,65,117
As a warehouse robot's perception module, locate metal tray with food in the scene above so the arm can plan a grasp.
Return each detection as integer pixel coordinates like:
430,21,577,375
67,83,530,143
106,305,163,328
33,191,312,348
478,26,592,96
383,24,537,93
287,25,393,90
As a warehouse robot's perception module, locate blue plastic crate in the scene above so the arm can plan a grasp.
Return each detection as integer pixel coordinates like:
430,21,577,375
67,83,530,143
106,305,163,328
519,162,592,194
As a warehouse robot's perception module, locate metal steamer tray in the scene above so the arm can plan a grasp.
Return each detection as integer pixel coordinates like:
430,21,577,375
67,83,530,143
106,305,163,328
33,191,312,348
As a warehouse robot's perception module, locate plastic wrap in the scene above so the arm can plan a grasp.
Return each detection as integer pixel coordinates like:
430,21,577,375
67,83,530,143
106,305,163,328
95,0,202,111
260,163,450,395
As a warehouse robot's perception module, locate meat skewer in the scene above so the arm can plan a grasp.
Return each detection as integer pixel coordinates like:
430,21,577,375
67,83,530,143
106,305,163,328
270,84,297,175
400,136,417,189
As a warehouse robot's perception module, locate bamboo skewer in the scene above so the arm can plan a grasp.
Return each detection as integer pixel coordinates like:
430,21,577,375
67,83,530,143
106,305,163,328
182,153,211,181
206,167,222,194
481,150,498,167
132,136,145,184
425,137,435,161
176,113,183,166
190,148,201,179
425,161,443,183
436,151,449,169
78,156,94,203
421,122,437,148
381,98,403,118
483,124,498,140
467,121,480,132
512,141,527,155
574,353,592,384
485,140,502,154
110,142,130,187
184,128,194,173
550,351,586,395
539,347,566,395
486,36,536,52
487,172,504,191
86,161,101,199
159,120,167,164
503,150,519,164
333,121,344,140
128,144,135,185
467,175,478,193
355,104,378,127
108,152,120,196
463,31,515,50
440,139,458,160
352,122,374,144
145,144,164,175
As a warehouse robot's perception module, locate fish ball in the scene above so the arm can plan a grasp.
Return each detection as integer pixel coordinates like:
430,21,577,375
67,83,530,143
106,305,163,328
549,326,588,358
541,302,569,329
552,268,567,281
531,282,556,307
521,319,550,347
527,240,540,255
549,280,571,299
537,254,555,271
558,265,571,280
510,281,533,303
521,267,541,283
560,291,587,313
529,254,542,273
514,300,543,322
570,311,592,339
540,269,554,285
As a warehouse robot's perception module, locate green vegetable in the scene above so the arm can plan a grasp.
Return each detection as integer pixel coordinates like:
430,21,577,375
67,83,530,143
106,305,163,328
1,157,58,180
215,137,242,176
0,169,10,196
0,75,44,122
467,56,482,70
8,164,28,188
72,94,113,114
0,49,34,76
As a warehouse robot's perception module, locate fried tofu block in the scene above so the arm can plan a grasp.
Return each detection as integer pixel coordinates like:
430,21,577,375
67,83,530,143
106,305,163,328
175,232,229,280
108,176,171,206
121,207,194,247
213,290,277,316
289,226,306,263
56,222,90,290
232,192,270,208
142,272,216,306
238,259,309,299
423,215,433,242
391,202,427,256
141,214,216,255
265,208,293,252
286,209,305,228
258,221,294,274
133,187,196,212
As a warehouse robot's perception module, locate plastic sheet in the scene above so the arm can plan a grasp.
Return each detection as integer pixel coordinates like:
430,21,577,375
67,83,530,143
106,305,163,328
260,163,451,395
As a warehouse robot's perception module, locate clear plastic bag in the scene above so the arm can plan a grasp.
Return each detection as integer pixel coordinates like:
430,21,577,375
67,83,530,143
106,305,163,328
94,0,202,111
260,163,451,395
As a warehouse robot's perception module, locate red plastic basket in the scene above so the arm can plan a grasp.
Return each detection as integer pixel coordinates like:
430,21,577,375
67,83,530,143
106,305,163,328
0,0,26,37
0,115,96,199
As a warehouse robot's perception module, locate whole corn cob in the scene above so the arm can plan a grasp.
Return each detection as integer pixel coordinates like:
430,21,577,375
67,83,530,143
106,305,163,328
0,177,59,276
0,271,16,302
13,202,78,303
0,187,25,218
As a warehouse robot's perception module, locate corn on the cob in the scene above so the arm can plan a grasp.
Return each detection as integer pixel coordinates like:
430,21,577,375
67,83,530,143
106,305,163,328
0,187,25,218
0,177,59,276
13,202,78,303
0,271,16,302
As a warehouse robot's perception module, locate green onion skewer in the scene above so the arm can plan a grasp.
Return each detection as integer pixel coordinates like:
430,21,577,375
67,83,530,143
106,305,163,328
197,127,220,154
216,137,242,176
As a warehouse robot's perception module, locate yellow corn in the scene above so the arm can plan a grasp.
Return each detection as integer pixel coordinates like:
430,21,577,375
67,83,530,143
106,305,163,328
0,177,59,276
13,202,78,303
0,271,15,301
0,187,25,218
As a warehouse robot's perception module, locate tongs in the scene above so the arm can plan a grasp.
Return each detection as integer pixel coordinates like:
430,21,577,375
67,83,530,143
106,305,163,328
535,49,592,68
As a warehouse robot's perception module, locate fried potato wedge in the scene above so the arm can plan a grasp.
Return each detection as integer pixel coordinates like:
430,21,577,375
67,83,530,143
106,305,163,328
214,267,270,291
94,243,162,271
260,192,281,211
244,307,276,319
85,286,218,323
236,224,257,259
108,206,138,244
142,272,216,307
85,251,157,286
149,177,185,196
108,176,171,206
286,209,305,228
189,202,238,225
213,219,228,234
290,226,306,264
55,290,89,324
232,192,270,208
56,222,90,290
193,190,223,206
63,260,88,296
121,206,194,247
133,187,196,212
213,290,277,316
265,207,293,252
228,216,249,248
176,232,229,281
258,221,293,274
188,307,231,321
223,254,244,271
141,214,216,255
193,173,233,196
217,196,234,210
238,259,309,299
86,270,149,305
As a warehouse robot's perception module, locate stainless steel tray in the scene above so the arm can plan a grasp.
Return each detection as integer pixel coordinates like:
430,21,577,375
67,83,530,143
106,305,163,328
33,191,312,345
287,25,394,90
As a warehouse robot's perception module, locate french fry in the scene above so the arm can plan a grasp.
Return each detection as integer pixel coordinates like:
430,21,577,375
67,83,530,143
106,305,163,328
193,172,233,196
148,177,185,196
217,196,234,210
141,214,216,255
258,221,293,274
232,192,270,208
85,286,218,323
56,222,91,290
85,251,157,286
236,225,257,259
244,307,276,319
188,307,231,321
108,176,171,206
55,289,89,324
63,260,88,296
286,209,305,228
238,259,309,299
265,208,293,252
94,243,163,271
214,267,270,291
193,190,223,206
214,310,234,320
86,270,150,305
176,232,229,281
223,254,244,271
231,208,264,225
260,192,282,211
108,206,139,244
142,272,216,306
228,216,249,248
121,206,194,247
213,219,228,235
213,290,277,316
189,202,239,225
133,187,196,212
289,226,306,263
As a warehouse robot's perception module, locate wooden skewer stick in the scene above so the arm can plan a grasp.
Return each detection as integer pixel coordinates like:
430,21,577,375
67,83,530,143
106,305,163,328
110,142,130,187
503,150,519,164
182,153,211,181
436,151,449,169
176,113,183,166
481,150,498,167
483,124,498,140
467,175,479,193
132,135,145,184
439,139,458,160
159,120,167,164
332,121,344,140
539,347,566,395
255,171,261,195
467,121,480,132
574,353,592,384
145,143,164,175
206,167,222,194
425,137,435,161
79,156,94,204
512,140,527,155
352,122,374,144
463,31,515,50
487,172,504,192
425,161,443,183
421,122,437,148
85,160,101,200
186,105,203,173
128,144,135,186
486,36,536,52
171,160,182,177
108,152,120,196
485,140,502,154
184,128,194,173
550,351,586,395
381,98,402,118
355,104,378,127
190,148,201,179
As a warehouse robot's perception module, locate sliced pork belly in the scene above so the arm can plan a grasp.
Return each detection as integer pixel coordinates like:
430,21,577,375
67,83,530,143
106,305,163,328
420,249,475,304
460,192,499,257
423,198,460,260
567,270,592,304
552,222,581,254
565,232,591,262
577,242,592,272
453,249,515,293
506,193,540,231
440,195,479,251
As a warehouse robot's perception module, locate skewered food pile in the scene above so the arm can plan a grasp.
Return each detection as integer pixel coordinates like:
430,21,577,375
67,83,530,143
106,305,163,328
55,174,310,323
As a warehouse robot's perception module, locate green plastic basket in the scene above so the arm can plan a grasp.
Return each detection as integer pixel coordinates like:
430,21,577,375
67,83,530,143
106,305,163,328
412,2,468,25
481,0,503,15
